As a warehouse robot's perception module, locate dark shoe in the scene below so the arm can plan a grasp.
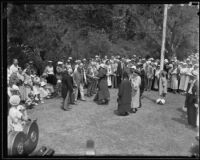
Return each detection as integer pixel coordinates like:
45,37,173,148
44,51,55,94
80,99,86,101
119,112,129,116
129,109,136,113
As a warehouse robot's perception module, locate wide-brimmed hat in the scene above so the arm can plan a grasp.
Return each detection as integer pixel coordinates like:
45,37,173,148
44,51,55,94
48,60,53,63
131,65,136,70
9,95,20,106
57,61,63,65
12,84,19,91
17,105,25,111
41,81,46,86
100,63,106,69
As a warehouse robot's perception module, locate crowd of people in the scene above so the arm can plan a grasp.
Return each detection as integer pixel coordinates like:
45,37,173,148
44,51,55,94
7,53,199,140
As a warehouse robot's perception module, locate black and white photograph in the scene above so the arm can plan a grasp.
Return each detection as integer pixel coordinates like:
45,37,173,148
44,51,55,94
2,1,199,157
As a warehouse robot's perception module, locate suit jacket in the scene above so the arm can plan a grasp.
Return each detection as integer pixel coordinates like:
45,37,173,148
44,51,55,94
116,62,123,77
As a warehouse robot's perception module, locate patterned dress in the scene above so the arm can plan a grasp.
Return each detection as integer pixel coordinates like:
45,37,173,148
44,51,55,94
130,74,141,109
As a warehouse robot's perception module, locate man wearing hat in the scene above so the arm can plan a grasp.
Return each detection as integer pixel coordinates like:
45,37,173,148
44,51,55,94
116,58,124,88
94,63,110,105
73,63,86,102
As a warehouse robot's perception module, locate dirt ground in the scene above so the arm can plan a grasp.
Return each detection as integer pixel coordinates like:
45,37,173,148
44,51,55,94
28,89,198,156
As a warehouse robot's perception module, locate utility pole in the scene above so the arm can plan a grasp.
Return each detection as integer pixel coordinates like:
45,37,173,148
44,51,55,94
160,4,168,70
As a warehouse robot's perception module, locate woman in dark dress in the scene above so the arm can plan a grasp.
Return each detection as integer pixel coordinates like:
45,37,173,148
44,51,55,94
116,72,132,116
94,64,110,105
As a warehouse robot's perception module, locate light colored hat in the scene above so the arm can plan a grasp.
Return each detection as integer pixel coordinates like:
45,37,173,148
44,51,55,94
146,61,151,64
83,58,87,61
131,65,136,70
95,55,98,58
41,81,46,86
9,95,20,106
164,59,168,63
100,63,106,69
68,57,72,60
126,59,131,63
12,85,19,91
48,60,53,63
17,105,25,111
57,61,63,65
168,64,173,68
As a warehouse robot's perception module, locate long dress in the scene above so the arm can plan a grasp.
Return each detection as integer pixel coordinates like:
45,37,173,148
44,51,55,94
179,68,187,91
153,69,160,90
117,79,132,114
130,75,141,109
171,68,178,90
95,67,110,102
23,74,33,100
107,65,112,87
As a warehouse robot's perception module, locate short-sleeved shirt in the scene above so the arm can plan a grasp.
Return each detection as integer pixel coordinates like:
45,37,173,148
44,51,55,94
10,64,19,75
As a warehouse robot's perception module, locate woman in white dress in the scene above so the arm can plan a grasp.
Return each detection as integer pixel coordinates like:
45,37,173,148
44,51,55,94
129,66,141,113
171,63,178,94
106,60,112,88
184,63,193,92
179,63,187,94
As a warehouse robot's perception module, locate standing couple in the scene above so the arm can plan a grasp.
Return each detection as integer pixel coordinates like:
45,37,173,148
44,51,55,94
116,65,141,116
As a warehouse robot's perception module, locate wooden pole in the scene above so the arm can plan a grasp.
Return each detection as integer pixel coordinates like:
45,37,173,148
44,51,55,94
160,4,168,70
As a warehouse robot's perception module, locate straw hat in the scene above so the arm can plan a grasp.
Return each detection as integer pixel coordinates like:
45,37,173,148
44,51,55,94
131,65,136,70
100,63,106,69
41,81,46,87
9,95,20,106
17,105,25,111
12,84,19,91
57,61,63,65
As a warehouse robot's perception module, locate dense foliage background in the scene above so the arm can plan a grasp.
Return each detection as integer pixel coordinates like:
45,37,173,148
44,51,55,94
7,4,199,70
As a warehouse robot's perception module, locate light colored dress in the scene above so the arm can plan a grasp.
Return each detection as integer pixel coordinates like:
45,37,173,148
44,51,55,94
130,75,141,109
107,65,112,87
171,68,178,90
179,68,187,91
23,74,33,100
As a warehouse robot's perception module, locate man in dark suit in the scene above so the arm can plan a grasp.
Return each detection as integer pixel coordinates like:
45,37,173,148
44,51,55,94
61,67,74,111
116,58,125,88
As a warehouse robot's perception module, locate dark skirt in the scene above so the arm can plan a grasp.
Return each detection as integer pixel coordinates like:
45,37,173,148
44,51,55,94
187,104,197,127
46,74,57,85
